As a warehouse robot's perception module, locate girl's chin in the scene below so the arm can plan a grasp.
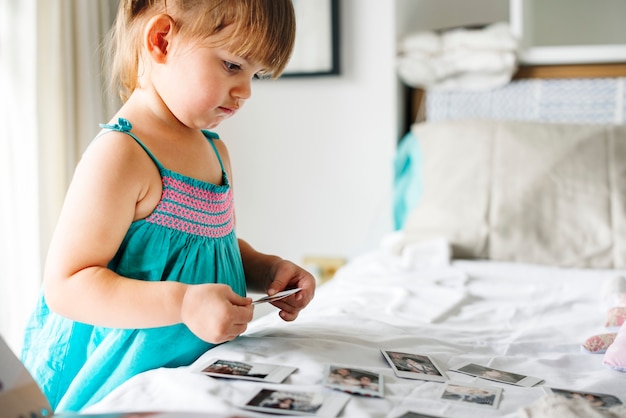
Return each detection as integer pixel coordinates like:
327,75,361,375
204,115,230,130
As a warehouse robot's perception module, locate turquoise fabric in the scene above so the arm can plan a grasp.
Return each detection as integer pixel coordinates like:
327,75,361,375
393,131,423,230
21,119,246,412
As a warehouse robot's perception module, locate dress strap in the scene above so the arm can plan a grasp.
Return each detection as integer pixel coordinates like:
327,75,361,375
99,119,227,179
99,118,165,170
202,130,227,176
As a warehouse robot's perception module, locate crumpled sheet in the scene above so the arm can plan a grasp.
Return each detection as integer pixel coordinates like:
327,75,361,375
519,395,626,418
85,239,626,417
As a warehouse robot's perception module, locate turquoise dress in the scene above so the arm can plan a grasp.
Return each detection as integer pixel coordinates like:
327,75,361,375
21,118,246,412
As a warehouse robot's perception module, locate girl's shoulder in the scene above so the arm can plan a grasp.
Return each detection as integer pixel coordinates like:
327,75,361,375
77,129,163,219
87,128,156,170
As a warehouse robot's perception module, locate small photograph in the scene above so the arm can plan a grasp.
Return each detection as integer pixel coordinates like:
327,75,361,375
253,288,302,304
381,350,447,382
439,382,502,409
549,388,623,408
198,359,296,383
450,362,543,387
241,388,350,417
323,365,384,397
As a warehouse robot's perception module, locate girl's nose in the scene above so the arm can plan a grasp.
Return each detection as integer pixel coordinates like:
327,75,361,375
233,79,252,101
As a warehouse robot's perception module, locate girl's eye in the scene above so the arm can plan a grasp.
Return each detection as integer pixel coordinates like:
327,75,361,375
223,61,241,72
254,73,270,80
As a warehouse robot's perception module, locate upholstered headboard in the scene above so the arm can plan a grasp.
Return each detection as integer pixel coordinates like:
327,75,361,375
396,63,626,269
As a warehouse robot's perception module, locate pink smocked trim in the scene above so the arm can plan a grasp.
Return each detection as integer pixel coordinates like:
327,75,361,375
146,176,234,237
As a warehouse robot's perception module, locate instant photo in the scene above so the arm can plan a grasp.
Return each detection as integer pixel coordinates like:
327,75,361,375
548,388,623,408
381,350,447,382
198,359,296,383
252,288,302,304
439,382,502,409
241,388,349,417
323,365,384,397
450,362,543,387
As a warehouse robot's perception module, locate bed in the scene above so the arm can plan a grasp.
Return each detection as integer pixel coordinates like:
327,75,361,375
83,64,626,418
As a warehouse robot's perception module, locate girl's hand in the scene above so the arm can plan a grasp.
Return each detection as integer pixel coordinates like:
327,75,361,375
266,260,316,321
180,283,253,344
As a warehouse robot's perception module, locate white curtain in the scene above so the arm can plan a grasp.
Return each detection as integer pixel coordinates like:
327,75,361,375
0,0,118,354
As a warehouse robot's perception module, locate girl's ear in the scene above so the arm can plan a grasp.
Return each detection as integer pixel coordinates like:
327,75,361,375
144,14,175,63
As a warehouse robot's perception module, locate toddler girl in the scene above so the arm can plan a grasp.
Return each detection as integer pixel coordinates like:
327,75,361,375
21,0,315,412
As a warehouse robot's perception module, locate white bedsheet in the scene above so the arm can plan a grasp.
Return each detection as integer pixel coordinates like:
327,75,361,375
85,243,626,417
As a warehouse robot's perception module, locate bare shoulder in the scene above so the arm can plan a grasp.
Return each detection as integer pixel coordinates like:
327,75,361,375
80,130,158,181
85,129,151,167
73,130,161,218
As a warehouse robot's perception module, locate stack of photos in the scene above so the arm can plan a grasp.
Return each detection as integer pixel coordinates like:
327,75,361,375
252,288,302,305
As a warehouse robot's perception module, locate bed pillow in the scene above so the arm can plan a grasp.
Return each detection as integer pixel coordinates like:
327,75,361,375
400,119,626,268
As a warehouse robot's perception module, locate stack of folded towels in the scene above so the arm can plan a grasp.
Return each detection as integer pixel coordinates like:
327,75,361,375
397,22,519,91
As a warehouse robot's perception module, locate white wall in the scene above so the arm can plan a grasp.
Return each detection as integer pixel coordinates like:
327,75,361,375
395,0,509,38
25,0,519,290
215,0,398,265
213,0,512,267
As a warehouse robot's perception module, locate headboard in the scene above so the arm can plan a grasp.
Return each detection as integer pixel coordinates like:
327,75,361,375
407,63,626,130
397,63,626,269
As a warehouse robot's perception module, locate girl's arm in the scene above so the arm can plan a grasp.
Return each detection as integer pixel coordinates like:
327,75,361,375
43,131,252,343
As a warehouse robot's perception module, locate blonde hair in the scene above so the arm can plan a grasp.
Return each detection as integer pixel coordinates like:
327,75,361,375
106,0,296,102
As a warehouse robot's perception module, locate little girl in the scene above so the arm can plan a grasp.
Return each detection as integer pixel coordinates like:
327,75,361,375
21,0,315,412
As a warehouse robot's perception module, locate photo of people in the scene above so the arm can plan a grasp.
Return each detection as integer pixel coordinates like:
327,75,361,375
450,362,543,387
550,388,623,408
324,365,383,397
248,389,322,413
199,358,296,383
203,360,257,376
455,363,524,384
241,388,350,417
382,350,447,382
241,387,350,416
440,382,502,409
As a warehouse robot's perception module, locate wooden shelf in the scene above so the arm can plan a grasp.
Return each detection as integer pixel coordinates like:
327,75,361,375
514,63,626,79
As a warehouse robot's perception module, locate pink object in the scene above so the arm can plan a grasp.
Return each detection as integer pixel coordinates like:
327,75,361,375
605,307,626,328
581,333,617,354
603,322,626,372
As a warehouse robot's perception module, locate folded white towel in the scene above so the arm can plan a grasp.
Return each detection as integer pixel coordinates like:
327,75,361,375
397,22,519,91
442,22,518,52
397,50,517,91
399,30,441,55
